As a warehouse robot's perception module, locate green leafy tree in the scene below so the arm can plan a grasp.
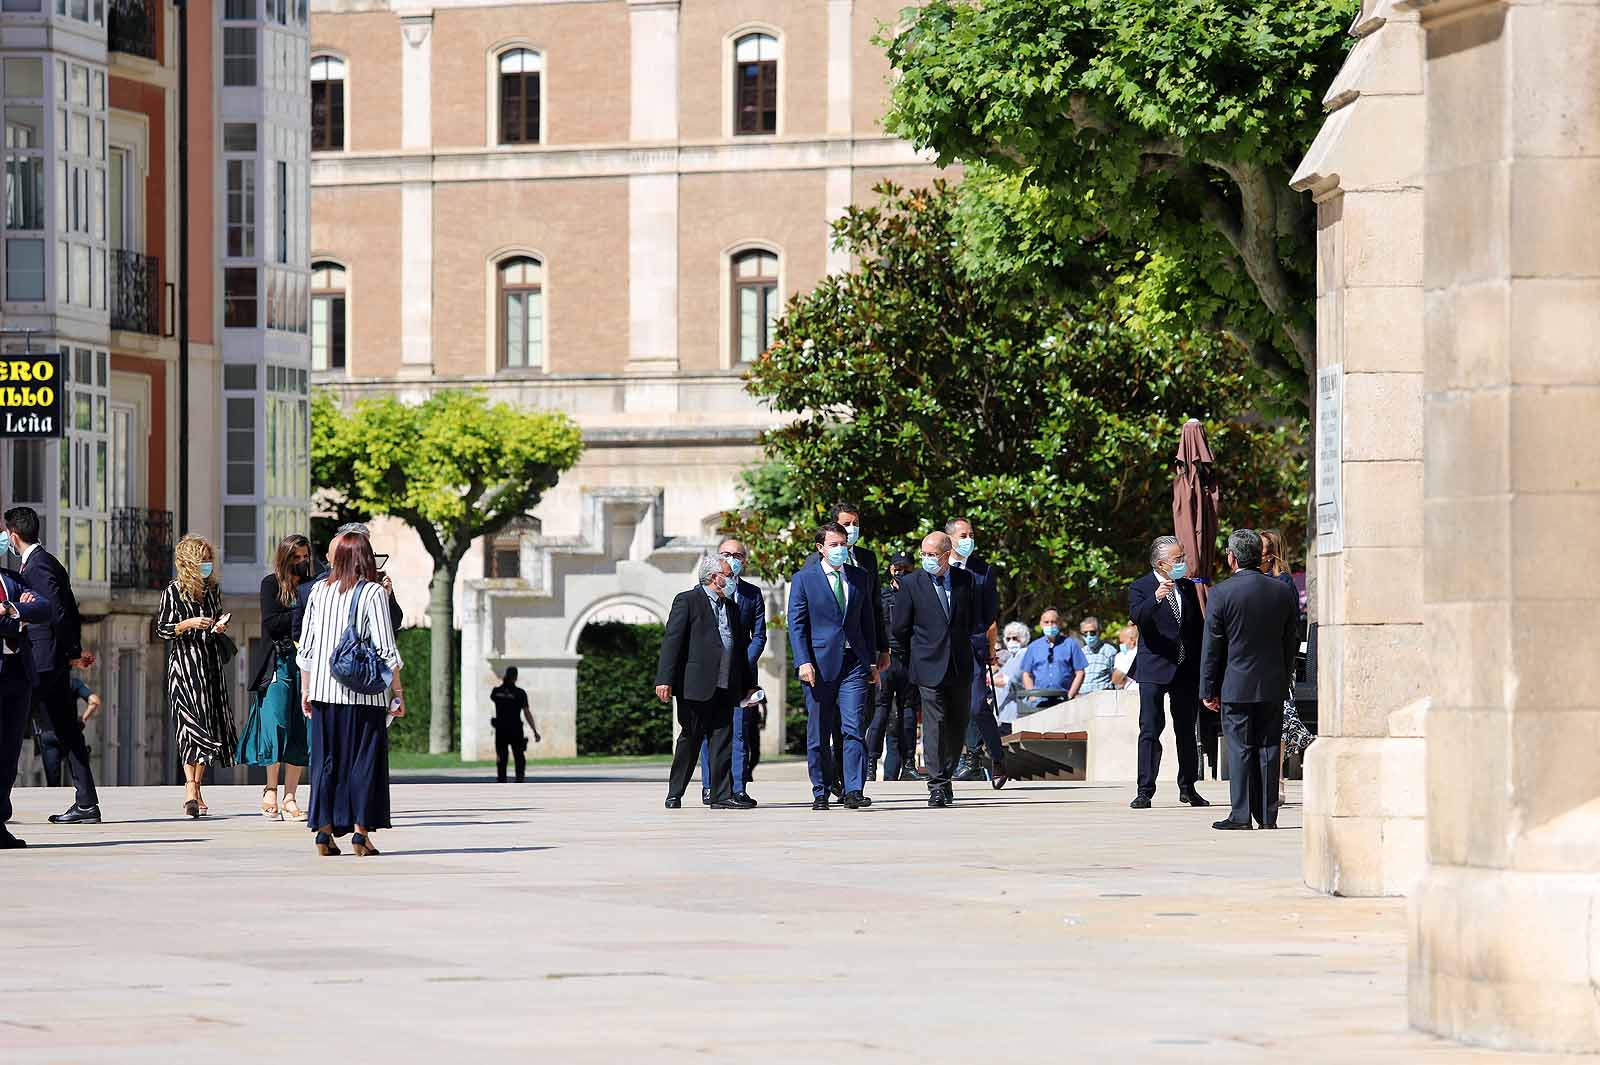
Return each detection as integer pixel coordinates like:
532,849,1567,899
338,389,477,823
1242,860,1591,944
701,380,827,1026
881,0,1358,397
724,182,1304,621
312,390,583,753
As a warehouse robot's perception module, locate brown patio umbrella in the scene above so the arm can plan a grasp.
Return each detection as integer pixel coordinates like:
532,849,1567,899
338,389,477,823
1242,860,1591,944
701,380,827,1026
1172,419,1219,606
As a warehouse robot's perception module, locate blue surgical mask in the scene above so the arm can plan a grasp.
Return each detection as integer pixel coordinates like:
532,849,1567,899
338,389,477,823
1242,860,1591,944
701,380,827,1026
1043,624,1060,639
0,532,11,556
723,556,744,578
920,556,941,575
1169,561,1188,581
1085,635,1101,650
826,545,850,568
200,562,214,579
954,536,976,558
843,524,861,546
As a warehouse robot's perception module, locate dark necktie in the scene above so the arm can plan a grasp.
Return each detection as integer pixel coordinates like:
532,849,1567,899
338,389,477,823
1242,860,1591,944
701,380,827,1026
1168,586,1185,664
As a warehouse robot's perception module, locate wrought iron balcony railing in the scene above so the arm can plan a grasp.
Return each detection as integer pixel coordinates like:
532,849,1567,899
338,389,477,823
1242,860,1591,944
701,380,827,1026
111,507,174,591
111,250,161,335
108,0,158,59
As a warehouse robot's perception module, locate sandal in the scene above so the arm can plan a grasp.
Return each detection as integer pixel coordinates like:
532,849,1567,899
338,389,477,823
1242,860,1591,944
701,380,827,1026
281,796,306,822
195,795,209,817
182,781,199,819
260,788,281,820
314,830,341,856
351,833,380,857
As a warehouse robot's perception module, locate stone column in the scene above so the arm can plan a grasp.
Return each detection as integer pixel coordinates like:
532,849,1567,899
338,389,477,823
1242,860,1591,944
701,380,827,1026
1290,0,1429,897
1409,0,1600,1049
756,585,789,758
398,14,434,377
626,0,681,397
823,0,854,275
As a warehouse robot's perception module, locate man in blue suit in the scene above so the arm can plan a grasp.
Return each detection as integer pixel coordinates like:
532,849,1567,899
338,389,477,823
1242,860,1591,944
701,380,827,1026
946,517,1008,788
0,565,54,848
788,521,879,810
700,537,767,805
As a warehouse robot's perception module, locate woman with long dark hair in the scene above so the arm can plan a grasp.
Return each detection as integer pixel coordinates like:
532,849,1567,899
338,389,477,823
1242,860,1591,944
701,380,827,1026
238,534,314,820
295,529,405,856
155,535,235,817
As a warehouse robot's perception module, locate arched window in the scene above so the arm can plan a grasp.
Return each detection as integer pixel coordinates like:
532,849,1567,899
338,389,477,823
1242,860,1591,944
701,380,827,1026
497,256,543,370
310,260,346,371
498,48,542,145
310,55,346,151
733,33,778,136
731,249,778,362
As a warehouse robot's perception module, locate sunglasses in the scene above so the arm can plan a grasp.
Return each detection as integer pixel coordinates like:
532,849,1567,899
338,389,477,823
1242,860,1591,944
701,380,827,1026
374,553,389,571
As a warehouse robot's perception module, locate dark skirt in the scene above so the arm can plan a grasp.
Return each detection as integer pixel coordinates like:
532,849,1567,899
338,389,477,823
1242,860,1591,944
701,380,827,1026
307,701,391,837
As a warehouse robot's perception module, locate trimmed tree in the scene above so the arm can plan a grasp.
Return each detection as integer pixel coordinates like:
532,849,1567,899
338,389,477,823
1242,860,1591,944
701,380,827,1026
312,390,583,753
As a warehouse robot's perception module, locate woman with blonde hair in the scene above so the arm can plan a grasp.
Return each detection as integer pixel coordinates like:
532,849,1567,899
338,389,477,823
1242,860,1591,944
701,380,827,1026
238,534,313,819
296,529,405,856
155,535,236,817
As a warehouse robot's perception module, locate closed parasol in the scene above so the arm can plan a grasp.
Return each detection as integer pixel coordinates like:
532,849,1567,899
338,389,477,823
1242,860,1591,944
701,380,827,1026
1172,419,1220,604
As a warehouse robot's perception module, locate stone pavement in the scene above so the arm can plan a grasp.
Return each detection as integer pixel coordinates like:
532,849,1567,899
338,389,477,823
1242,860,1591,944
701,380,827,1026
0,765,1581,1064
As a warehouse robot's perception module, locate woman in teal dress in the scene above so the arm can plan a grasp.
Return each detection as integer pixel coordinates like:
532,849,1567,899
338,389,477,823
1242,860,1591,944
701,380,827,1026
238,534,313,819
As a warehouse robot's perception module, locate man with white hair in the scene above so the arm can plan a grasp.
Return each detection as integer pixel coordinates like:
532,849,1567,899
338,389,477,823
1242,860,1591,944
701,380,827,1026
656,556,756,810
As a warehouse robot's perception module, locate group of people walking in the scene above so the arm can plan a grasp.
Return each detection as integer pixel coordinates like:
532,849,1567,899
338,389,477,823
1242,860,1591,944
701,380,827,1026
0,517,405,856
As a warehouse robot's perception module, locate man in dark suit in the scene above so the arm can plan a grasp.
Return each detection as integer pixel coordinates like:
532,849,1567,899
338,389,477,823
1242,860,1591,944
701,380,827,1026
867,554,920,781
1127,534,1209,810
5,507,101,824
891,531,977,807
788,521,879,810
946,517,1007,788
0,565,54,847
1200,529,1300,830
699,536,768,805
656,556,756,810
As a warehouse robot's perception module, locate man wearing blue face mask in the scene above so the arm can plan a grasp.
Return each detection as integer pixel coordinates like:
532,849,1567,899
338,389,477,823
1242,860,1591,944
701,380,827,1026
1078,616,1119,694
1127,535,1209,810
698,537,767,806
787,521,879,810
1020,608,1086,708
945,516,1007,787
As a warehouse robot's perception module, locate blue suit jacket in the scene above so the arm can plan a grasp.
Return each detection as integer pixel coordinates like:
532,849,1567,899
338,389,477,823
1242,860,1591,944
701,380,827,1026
732,578,767,673
786,558,876,681
953,554,1001,656
0,569,53,682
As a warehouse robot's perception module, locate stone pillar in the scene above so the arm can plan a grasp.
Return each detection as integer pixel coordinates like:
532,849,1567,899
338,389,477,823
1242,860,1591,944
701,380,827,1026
756,585,789,758
823,0,854,275
398,14,434,377
1290,0,1429,897
1409,0,1600,1049
627,0,680,386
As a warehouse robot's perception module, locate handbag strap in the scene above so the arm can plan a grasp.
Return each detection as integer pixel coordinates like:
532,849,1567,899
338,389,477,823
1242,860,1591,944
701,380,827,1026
344,578,368,639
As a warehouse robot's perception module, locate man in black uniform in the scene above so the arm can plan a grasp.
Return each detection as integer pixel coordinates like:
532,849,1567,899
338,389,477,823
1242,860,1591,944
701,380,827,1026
490,667,540,783
866,554,920,780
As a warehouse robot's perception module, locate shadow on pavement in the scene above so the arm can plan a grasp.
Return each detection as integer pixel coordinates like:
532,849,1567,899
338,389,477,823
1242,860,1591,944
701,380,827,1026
23,837,210,849
393,846,556,856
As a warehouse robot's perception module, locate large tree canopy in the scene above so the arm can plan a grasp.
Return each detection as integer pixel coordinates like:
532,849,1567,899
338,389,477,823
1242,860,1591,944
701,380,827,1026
882,0,1358,397
312,390,582,752
727,182,1305,622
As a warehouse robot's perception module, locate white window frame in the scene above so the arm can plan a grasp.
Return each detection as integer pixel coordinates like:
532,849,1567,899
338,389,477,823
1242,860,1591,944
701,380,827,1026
485,40,549,149
719,240,784,369
723,25,784,139
309,255,350,377
309,51,348,153
483,247,550,374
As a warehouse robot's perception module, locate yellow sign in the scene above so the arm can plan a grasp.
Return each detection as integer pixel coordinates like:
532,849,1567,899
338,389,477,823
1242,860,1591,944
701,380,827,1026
0,354,62,437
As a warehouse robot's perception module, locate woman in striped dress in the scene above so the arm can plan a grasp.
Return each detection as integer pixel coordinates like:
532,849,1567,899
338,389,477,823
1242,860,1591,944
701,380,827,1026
296,528,405,856
155,535,237,817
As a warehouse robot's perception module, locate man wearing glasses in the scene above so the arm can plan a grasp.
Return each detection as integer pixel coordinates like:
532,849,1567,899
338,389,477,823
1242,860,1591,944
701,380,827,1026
699,537,768,806
1078,615,1119,694
1019,608,1086,709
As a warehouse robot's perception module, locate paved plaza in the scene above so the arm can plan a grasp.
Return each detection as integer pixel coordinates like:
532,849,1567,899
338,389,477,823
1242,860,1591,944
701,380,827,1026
0,765,1579,1064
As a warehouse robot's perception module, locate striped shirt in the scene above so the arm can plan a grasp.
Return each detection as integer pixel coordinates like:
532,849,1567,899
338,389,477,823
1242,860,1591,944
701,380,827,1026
295,578,403,707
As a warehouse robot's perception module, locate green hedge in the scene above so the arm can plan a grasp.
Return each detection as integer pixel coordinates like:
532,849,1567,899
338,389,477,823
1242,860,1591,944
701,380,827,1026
387,627,462,753
576,622,672,756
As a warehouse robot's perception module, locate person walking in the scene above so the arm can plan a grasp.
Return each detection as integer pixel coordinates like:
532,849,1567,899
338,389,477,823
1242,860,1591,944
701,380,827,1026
0,571,52,848
491,667,540,783
155,535,237,818
238,535,314,820
656,556,755,810
890,531,976,807
698,537,767,804
1200,529,1301,831
787,522,879,811
866,554,920,781
296,529,405,856
1127,535,1209,809
31,664,98,788
6,507,101,825
945,517,1007,788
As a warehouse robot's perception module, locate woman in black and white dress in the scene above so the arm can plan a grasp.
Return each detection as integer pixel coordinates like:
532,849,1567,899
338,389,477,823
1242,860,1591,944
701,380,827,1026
296,528,406,856
155,535,236,817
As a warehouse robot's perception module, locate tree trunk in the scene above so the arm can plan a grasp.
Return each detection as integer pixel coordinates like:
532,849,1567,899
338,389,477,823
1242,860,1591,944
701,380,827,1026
428,564,455,754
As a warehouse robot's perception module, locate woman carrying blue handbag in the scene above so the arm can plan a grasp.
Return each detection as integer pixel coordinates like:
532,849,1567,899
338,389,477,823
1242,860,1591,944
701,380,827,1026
294,528,406,857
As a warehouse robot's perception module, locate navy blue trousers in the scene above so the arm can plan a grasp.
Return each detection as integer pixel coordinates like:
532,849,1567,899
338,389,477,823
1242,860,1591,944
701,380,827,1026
803,651,869,799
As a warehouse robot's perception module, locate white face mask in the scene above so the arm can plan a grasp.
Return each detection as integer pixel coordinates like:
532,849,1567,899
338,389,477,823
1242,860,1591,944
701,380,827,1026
1005,639,1023,651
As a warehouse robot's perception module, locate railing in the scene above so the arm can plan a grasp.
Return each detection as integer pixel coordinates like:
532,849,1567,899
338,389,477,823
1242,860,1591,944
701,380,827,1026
111,250,161,335
110,507,173,591
107,0,157,60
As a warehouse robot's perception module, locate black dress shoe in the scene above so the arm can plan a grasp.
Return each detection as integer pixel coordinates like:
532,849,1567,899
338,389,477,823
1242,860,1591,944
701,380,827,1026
812,797,830,811
1130,796,1152,809
829,783,846,801
700,789,711,807
843,792,873,810
730,792,758,808
1259,822,1279,830
0,830,25,849
1213,819,1252,830
1180,789,1211,808
928,792,948,808
865,760,878,782
664,797,682,809
48,804,101,825
899,765,922,782
942,782,955,805
710,800,750,810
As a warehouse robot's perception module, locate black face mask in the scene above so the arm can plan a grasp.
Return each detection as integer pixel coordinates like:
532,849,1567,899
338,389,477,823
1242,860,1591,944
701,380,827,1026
291,561,313,579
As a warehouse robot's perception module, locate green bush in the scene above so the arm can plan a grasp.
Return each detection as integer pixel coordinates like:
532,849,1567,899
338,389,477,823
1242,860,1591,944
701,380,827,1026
388,627,462,753
786,672,807,753
576,622,672,756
